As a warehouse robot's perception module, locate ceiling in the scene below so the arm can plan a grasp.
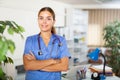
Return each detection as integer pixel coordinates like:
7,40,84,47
52,0,120,5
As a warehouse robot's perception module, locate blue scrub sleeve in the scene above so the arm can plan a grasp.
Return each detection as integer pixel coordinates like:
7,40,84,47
24,37,32,55
59,38,71,59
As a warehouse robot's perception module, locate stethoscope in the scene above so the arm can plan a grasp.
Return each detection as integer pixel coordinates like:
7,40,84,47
37,34,62,57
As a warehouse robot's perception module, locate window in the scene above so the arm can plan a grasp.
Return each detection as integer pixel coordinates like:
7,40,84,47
87,9,120,47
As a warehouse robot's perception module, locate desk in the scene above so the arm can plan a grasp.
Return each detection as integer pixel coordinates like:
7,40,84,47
65,64,120,80
15,64,120,80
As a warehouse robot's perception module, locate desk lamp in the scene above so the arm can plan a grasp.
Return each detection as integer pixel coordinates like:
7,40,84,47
87,48,106,80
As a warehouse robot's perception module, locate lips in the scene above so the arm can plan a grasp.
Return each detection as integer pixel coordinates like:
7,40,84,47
41,25,48,28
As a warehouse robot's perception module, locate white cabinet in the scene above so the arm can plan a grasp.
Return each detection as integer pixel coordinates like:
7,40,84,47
66,8,88,66
54,7,66,27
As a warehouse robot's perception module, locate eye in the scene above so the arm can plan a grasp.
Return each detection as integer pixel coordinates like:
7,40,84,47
38,17,43,20
47,17,52,20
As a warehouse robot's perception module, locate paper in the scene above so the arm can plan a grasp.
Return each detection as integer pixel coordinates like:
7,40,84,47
92,65,112,70
89,65,112,73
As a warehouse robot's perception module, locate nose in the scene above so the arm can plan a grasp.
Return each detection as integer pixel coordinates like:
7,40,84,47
43,19,47,24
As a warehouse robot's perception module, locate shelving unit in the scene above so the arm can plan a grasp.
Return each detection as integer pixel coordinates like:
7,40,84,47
73,30,87,66
65,8,88,66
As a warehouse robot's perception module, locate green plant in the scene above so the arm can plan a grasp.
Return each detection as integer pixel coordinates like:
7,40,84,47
0,20,25,80
103,20,120,77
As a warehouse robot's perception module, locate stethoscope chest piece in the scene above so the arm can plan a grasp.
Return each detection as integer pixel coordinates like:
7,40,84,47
58,43,62,47
38,50,43,55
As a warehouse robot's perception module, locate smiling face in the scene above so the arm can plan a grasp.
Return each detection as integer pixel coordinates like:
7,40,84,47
38,10,55,33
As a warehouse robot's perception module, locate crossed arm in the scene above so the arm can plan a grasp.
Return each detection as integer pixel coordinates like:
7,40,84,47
23,52,69,72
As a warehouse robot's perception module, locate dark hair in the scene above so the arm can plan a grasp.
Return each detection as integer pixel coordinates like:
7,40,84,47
38,7,56,34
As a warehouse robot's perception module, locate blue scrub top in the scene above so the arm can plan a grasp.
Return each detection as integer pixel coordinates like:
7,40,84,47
24,34,71,80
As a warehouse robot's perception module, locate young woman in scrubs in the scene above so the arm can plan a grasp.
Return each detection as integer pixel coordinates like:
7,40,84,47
23,7,70,80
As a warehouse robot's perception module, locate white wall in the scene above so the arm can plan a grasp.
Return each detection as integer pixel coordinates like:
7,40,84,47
0,0,72,66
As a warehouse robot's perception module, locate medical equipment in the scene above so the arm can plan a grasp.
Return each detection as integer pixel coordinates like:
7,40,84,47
37,34,62,56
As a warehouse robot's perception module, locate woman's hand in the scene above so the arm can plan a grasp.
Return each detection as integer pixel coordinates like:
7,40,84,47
41,57,69,72
24,51,36,60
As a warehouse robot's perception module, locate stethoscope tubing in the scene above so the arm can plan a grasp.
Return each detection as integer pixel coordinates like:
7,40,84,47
37,34,62,59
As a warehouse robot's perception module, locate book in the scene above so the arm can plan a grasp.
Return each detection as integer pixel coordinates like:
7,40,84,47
89,65,113,76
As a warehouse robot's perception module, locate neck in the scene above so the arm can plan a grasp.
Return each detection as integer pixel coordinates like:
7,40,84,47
40,32,52,39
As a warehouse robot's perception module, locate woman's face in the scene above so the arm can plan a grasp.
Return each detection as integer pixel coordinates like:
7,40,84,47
38,11,55,32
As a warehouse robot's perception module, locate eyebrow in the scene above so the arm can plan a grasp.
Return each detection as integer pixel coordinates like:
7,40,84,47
39,16,52,18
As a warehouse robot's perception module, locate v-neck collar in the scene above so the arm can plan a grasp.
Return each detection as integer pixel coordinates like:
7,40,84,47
39,33,55,48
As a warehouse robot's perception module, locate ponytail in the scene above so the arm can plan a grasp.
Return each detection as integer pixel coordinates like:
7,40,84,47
51,27,56,34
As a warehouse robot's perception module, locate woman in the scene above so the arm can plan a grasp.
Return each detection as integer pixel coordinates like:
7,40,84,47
23,7,70,80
